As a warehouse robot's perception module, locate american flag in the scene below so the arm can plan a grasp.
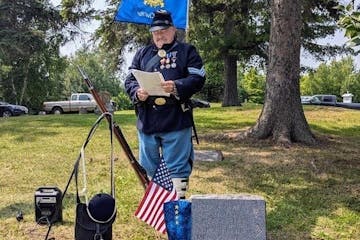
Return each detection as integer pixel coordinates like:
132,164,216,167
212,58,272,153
135,159,179,234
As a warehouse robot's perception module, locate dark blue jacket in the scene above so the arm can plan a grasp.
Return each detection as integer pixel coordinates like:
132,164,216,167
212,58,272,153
125,40,206,134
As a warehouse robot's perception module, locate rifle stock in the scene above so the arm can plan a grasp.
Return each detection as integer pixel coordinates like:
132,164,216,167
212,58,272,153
77,67,149,189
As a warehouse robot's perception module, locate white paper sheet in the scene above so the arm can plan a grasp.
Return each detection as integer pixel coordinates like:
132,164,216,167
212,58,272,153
131,69,170,97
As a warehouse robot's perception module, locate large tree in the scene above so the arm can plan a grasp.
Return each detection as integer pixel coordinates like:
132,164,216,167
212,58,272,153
190,0,269,106
243,0,316,144
0,0,65,108
190,0,345,106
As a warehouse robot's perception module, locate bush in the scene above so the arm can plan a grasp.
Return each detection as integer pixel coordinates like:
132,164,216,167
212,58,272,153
113,89,133,110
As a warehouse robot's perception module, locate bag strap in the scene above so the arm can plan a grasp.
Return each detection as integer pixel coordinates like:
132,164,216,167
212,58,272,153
79,112,117,224
75,112,115,204
44,112,114,240
144,53,161,72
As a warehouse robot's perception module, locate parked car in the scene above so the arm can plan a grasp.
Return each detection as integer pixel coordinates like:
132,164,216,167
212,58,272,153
300,96,313,104
42,93,97,114
311,94,337,106
303,94,360,110
0,101,29,117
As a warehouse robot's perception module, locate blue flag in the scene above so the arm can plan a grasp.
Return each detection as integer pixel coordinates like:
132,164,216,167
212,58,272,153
114,0,189,30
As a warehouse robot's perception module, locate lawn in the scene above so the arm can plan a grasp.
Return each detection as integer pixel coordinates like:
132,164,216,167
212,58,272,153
0,103,359,240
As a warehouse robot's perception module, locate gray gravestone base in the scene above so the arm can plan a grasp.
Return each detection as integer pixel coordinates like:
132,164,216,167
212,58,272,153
190,194,266,240
194,150,224,162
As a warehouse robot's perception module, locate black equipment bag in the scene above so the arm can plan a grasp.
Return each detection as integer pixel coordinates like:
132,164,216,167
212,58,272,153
73,112,117,240
74,195,116,240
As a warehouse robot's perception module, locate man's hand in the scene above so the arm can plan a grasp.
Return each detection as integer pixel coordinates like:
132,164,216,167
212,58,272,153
161,80,175,93
136,88,149,101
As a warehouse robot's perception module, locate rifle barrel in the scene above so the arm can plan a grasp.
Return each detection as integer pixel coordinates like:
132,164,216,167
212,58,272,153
78,67,149,189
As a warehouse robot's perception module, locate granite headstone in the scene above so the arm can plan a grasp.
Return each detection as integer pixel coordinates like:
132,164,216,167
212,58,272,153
191,194,266,240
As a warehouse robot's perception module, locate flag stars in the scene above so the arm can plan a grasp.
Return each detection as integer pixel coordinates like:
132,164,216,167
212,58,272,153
153,161,173,190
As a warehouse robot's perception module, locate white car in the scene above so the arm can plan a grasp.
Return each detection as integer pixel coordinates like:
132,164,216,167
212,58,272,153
300,96,313,104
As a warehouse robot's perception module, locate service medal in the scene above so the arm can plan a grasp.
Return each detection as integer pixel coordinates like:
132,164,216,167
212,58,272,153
166,64,171,69
171,63,177,68
154,97,166,105
158,49,166,58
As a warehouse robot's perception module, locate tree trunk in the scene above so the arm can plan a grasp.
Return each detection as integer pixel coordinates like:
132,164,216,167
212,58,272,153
245,0,316,145
222,16,240,107
222,53,240,106
19,61,30,104
10,74,18,103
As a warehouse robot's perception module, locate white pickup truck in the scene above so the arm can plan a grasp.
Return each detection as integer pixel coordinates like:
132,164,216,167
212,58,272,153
42,93,97,114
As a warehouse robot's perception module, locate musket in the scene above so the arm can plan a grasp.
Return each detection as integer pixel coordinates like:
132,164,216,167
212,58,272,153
77,66,150,189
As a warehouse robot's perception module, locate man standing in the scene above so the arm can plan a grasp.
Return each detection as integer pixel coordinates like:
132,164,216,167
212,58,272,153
125,9,206,198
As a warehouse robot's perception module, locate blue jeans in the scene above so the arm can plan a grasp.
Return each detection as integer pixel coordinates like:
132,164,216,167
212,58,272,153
138,127,193,179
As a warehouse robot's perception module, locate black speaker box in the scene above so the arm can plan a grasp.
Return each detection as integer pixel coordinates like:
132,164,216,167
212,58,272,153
34,186,62,225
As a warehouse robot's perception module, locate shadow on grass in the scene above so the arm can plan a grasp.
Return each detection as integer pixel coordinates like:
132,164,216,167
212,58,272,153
0,112,136,143
0,190,83,238
0,192,77,221
194,134,360,239
0,202,33,220
197,119,255,131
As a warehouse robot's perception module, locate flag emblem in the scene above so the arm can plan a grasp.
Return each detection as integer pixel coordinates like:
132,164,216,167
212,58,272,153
135,159,179,234
144,0,164,8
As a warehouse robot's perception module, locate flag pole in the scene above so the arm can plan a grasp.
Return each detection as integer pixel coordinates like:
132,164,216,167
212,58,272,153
185,0,190,43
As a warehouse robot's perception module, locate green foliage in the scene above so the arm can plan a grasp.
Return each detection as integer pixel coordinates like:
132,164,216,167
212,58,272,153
341,73,360,102
337,2,360,49
301,0,348,60
300,57,360,101
0,0,65,109
0,65,11,99
300,74,311,96
189,0,345,64
241,67,266,104
93,3,151,71
60,0,95,25
113,89,134,110
25,55,68,111
64,49,122,98
189,0,269,60
198,60,224,102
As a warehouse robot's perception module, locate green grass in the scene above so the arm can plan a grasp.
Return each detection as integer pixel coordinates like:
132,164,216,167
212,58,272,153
0,104,359,239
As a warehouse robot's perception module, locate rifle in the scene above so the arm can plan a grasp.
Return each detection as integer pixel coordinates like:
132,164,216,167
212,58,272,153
77,66,150,189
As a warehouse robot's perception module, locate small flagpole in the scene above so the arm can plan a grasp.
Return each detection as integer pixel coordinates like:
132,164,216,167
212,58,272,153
184,28,189,43
185,0,190,43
